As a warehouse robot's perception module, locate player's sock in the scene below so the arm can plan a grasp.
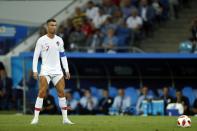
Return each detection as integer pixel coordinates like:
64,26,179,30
58,97,68,120
34,97,43,119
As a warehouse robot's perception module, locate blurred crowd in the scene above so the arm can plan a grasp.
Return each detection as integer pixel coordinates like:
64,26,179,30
179,16,197,53
0,61,37,111
39,0,191,53
1,61,197,116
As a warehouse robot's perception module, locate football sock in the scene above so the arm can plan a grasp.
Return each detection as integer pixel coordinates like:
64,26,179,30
34,97,43,119
59,97,68,120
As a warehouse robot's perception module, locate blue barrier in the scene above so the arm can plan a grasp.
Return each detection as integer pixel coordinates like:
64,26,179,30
19,52,197,59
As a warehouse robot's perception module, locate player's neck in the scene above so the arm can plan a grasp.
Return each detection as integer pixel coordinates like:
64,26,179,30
47,33,55,39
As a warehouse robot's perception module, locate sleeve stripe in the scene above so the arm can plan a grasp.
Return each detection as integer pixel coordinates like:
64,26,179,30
60,52,66,57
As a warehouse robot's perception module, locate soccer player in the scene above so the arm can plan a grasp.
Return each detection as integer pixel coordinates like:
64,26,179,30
31,19,74,125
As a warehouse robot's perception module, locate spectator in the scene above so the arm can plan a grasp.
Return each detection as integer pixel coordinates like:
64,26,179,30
139,0,156,37
172,90,190,115
86,29,104,53
111,88,131,115
192,98,197,115
112,0,121,6
79,89,98,114
98,89,113,114
85,1,99,21
57,24,66,39
126,9,143,42
190,17,197,43
72,7,86,27
92,8,110,29
120,0,137,19
190,17,197,53
0,68,13,110
136,86,154,115
69,25,86,51
127,9,143,31
65,91,79,114
41,90,57,114
152,0,163,24
112,9,124,25
101,16,117,35
101,0,118,15
102,28,118,53
91,0,102,6
63,18,75,50
160,86,173,114
81,18,94,38
169,0,179,19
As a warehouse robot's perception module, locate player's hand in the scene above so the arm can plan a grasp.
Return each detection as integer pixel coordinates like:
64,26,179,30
65,72,70,80
33,72,38,80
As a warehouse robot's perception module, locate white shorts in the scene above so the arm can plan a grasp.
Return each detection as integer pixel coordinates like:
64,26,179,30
40,74,64,86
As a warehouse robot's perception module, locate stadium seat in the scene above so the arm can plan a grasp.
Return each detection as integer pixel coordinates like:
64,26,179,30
90,86,102,100
72,91,81,101
157,88,163,97
194,89,197,98
148,89,155,98
108,86,118,98
182,86,196,106
124,87,139,106
169,87,176,98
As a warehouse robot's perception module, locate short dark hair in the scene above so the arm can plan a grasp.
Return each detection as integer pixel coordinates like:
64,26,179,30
46,18,56,24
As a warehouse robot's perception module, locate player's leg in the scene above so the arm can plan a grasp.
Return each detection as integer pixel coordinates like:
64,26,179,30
53,75,74,124
31,76,49,124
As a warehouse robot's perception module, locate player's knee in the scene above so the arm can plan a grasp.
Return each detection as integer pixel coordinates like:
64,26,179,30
38,89,46,98
58,91,65,98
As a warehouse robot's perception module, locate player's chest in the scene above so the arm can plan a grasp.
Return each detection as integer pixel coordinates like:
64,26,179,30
41,40,60,52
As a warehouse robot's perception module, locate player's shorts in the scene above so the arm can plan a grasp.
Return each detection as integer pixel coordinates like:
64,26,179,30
40,74,64,86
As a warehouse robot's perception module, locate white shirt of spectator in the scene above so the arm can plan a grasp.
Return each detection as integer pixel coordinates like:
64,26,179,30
93,14,110,28
33,35,68,75
126,16,143,29
80,96,98,111
141,7,147,21
152,2,162,15
86,6,99,21
112,96,131,112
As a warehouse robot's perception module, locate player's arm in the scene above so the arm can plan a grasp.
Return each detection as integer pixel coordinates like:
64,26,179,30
60,52,70,80
59,39,70,80
32,39,42,79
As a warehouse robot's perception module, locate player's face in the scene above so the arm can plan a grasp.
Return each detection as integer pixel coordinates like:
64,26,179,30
47,21,57,34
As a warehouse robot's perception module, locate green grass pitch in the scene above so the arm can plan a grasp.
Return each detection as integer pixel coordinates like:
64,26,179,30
0,115,196,131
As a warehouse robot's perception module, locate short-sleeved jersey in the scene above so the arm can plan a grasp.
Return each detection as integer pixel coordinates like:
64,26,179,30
33,35,65,75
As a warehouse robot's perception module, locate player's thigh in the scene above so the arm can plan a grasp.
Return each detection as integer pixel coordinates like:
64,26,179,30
54,76,65,95
39,76,49,90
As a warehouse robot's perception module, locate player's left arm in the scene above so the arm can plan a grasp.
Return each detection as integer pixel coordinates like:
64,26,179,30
59,39,70,80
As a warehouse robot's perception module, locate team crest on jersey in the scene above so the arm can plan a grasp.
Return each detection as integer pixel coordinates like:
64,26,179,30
56,41,60,46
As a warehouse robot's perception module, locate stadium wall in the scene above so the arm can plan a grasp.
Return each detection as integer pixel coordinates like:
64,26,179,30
11,53,197,89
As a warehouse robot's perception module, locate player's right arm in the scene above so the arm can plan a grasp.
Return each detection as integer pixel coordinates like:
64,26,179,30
32,39,42,79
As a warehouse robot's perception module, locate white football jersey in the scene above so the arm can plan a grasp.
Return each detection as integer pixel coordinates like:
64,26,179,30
33,35,66,75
